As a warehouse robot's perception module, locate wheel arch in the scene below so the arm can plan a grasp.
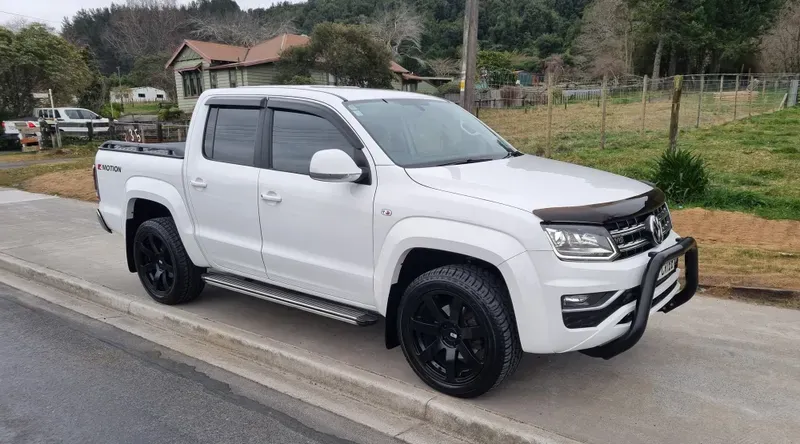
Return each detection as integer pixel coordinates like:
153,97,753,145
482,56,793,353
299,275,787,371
375,218,525,349
124,177,208,272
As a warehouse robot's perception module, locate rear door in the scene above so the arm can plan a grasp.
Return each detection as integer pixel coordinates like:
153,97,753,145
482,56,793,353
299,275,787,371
184,97,268,278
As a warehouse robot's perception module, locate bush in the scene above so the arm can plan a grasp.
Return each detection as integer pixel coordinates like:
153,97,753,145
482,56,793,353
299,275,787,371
99,102,123,119
158,106,185,122
437,80,461,95
651,149,709,203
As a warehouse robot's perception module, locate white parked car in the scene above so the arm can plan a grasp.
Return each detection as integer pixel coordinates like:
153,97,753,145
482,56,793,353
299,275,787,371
93,86,698,398
34,107,110,134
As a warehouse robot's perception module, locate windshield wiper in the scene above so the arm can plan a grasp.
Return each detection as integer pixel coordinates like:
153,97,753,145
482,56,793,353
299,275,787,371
435,156,500,166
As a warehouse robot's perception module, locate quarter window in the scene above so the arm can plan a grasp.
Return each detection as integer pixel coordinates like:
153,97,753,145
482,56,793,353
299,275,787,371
203,107,260,167
271,110,354,175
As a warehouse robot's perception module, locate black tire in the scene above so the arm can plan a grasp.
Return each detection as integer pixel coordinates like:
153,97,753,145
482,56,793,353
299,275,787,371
133,217,205,305
397,264,522,398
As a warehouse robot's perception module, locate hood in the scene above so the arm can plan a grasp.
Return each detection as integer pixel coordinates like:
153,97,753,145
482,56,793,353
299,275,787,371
405,154,653,212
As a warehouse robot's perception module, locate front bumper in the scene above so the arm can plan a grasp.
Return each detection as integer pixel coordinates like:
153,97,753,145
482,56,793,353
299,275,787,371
581,237,698,359
499,232,698,355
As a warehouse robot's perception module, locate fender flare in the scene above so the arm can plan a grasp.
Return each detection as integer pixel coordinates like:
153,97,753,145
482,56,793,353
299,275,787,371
124,176,209,267
373,217,526,316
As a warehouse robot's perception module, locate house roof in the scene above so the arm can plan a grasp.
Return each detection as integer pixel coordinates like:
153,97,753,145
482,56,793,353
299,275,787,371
390,61,409,73
166,40,249,67
244,33,310,65
167,34,414,75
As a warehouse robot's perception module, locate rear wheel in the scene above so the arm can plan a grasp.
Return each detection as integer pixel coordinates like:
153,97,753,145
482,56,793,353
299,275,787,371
398,264,521,398
133,217,204,305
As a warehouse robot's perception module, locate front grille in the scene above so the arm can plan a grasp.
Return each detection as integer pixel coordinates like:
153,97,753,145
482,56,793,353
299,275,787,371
605,204,673,259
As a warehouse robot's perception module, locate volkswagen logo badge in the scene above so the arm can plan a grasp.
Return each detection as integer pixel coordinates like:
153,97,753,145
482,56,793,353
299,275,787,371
646,215,665,245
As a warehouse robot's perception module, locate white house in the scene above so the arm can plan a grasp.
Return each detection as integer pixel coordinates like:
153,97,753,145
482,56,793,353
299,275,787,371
110,86,169,103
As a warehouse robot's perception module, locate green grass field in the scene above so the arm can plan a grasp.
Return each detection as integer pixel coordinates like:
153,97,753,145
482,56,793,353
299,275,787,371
121,102,166,116
483,106,800,220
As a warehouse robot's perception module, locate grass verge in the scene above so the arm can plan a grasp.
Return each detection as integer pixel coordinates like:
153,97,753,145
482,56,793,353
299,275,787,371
482,106,800,220
0,157,94,191
0,143,98,164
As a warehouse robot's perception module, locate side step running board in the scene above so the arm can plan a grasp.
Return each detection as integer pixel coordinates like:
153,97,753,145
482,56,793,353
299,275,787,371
202,273,380,326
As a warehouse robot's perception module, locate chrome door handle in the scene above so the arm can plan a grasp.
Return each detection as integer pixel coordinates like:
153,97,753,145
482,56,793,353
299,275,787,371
190,179,207,189
260,192,282,203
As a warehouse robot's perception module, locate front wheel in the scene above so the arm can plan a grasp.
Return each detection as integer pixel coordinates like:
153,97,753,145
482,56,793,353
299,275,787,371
397,264,521,398
133,217,204,305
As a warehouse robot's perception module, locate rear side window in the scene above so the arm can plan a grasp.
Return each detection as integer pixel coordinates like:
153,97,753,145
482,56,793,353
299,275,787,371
203,107,260,166
271,110,354,175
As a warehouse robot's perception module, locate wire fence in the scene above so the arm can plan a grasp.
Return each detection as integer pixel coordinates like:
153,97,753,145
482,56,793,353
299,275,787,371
446,72,800,155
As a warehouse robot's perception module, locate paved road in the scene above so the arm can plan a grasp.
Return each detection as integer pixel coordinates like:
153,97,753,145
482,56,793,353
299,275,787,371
1,192,799,444
0,283,401,444
0,158,78,170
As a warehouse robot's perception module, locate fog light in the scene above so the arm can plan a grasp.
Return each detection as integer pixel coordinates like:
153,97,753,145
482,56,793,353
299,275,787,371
561,291,616,310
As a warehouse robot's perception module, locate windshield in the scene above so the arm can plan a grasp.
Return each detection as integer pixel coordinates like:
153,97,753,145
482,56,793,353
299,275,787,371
346,99,516,168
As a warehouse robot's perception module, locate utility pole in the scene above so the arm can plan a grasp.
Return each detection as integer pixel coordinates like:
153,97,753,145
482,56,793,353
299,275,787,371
117,66,123,106
459,0,478,114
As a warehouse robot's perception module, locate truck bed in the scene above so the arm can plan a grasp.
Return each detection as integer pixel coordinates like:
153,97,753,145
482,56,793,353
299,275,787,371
99,141,185,158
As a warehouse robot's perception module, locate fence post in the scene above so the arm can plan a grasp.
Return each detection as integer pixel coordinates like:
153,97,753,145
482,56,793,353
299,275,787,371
748,72,753,117
640,74,648,135
789,77,799,107
733,74,740,120
87,121,94,141
696,74,704,128
668,75,684,153
156,122,163,142
717,75,724,113
600,74,608,149
546,72,554,157
762,75,767,105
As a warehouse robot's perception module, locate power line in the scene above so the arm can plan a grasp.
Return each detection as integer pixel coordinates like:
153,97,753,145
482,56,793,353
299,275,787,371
0,10,61,25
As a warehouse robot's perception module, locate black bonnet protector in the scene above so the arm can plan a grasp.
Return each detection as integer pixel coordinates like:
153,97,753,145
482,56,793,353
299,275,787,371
532,188,666,225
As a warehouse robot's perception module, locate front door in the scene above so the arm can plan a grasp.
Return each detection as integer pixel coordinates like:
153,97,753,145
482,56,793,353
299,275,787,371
185,103,267,278
258,103,376,307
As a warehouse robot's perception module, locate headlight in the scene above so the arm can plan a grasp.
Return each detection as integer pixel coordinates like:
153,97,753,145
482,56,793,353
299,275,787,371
542,225,618,261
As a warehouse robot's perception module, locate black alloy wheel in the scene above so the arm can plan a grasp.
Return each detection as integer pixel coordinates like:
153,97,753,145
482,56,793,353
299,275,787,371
398,264,521,398
407,291,489,386
136,232,176,298
133,217,205,305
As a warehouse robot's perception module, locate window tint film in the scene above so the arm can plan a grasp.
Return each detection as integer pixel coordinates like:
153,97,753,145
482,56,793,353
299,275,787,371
271,110,354,175
205,107,259,166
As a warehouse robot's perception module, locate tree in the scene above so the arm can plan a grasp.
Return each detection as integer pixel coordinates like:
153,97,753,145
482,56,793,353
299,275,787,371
103,0,188,62
130,53,176,99
277,23,393,88
366,4,424,59
426,58,460,76
0,24,92,117
189,10,297,46
760,0,800,72
574,0,633,78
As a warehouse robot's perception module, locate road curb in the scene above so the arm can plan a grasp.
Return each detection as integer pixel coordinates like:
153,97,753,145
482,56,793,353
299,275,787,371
0,252,580,444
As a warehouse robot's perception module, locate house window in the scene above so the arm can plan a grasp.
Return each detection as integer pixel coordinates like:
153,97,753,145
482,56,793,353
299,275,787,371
182,70,203,97
137,93,145,98
210,71,218,89
156,94,164,99
229,70,237,88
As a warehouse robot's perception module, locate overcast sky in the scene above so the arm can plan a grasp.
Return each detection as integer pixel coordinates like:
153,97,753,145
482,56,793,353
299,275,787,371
0,1,287,30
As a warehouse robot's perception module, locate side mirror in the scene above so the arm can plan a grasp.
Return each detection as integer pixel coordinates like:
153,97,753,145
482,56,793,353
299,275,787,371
309,149,363,183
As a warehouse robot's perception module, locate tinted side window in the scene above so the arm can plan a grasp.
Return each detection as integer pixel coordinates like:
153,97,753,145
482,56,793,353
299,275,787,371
271,110,354,175
203,107,260,166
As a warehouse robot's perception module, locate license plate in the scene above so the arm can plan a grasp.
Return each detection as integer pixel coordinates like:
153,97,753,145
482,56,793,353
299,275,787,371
658,258,678,280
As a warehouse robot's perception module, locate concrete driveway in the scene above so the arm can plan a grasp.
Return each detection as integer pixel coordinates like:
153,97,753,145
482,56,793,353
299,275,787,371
0,190,798,444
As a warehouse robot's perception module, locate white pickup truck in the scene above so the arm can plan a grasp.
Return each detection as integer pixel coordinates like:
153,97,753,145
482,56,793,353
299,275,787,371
94,86,698,398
